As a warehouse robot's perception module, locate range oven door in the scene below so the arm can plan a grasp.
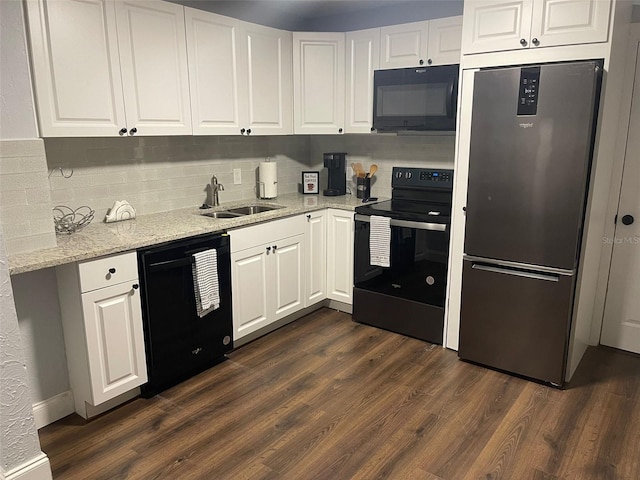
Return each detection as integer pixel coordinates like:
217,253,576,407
353,214,450,343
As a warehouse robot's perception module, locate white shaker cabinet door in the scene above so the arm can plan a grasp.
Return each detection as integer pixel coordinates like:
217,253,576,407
242,22,293,135
345,28,379,134
305,211,327,305
231,245,271,340
327,209,354,304
25,0,127,137
428,16,463,66
293,32,345,135
115,0,192,135
81,281,147,405
462,0,534,54
185,8,244,135
530,0,611,48
379,21,429,69
272,234,305,321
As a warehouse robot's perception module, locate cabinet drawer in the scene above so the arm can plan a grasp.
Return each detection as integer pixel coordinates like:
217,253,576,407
78,251,138,293
230,215,306,253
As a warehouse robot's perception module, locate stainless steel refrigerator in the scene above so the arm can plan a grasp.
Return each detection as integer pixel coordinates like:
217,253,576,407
459,60,603,386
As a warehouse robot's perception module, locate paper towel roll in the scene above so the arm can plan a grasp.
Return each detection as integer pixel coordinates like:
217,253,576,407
259,161,278,199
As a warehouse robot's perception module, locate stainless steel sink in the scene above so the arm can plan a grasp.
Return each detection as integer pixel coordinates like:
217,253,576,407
202,211,243,219
225,205,283,215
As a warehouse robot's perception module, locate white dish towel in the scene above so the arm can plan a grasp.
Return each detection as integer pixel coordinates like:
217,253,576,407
370,215,391,268
192,248,220,318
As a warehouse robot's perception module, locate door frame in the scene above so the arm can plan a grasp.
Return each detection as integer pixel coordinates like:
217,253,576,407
592,24,640,344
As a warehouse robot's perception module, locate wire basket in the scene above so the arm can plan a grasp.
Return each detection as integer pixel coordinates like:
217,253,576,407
53,206,95,234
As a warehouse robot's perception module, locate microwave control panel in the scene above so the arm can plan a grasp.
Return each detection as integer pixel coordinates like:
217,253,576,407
392,167,453,189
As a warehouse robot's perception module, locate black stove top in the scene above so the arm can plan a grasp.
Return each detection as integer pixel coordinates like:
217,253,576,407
356,167,454,223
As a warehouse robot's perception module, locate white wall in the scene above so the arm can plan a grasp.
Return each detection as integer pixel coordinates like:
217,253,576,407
0,0,38,140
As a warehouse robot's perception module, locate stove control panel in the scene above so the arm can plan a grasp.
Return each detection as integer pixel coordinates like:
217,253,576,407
392,167,453,189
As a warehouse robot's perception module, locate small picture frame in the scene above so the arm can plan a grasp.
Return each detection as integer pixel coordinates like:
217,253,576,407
302,171,320,195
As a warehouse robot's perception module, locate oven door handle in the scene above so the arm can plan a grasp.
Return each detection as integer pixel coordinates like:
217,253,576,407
355,214,446,231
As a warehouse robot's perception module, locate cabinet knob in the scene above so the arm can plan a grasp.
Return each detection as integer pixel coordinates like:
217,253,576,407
118,128,128,136
531,38,540,46
370,127,375,132
622,214,635,225
132,283,139,290
427,58,433,65
129,127,137,136
240,128,246,134
246,128,251,135
338,128,343,133
307,214,311,220
266,246,271,253
272,245,277,251
108,268,116,274
419,59,424,65
520,38,528,46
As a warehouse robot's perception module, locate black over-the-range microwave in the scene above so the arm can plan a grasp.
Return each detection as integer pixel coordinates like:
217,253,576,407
373,64,459,132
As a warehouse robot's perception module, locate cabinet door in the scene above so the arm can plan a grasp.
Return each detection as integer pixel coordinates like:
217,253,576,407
81,281,147,405
242,22,293,135
530,0,610,48
305,211,327,305
427,16,463,66
379,21,429,69
25,0,126,137
231,245,270,339
115,0,192,135
185,8,244,135
462,0,534,54
327,209,354,304
272,234,305,321
345,28,379,134
293,32,345,134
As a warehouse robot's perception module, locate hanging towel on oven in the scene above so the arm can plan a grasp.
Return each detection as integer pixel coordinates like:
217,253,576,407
370,215,391,267
192,249,220,317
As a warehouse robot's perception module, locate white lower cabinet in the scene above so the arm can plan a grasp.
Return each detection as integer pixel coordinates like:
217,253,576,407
230,215,306,340
56,251,147,418
327,209,354,304
305,210,327,305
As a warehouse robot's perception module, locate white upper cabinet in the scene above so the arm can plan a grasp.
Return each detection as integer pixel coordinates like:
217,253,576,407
462,0,611,55
26,0,126,137
115,0,192,135
185,10,293,135
27,0,192,137
185,9,244,135
293,32,345,135
380,21,430,69
345,28,379,134
428,16,464,65
242,22,293,135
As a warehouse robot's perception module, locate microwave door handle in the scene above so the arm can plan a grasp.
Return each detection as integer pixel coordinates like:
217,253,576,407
446,75,456,117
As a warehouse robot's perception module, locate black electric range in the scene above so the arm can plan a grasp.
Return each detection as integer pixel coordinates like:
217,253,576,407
352,167,454,344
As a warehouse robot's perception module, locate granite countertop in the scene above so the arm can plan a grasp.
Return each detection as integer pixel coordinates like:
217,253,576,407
9,193,376,275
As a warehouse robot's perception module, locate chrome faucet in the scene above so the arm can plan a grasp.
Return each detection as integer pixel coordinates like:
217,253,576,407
210,175,224,207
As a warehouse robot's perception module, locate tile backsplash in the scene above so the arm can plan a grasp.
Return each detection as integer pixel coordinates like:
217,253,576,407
2,133,455,256
0,139,56,255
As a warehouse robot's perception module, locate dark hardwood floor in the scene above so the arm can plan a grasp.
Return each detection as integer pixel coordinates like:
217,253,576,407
39,308,640,479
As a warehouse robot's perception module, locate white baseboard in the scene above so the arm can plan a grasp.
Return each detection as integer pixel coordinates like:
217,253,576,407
32,390,74,429
3,453,52,480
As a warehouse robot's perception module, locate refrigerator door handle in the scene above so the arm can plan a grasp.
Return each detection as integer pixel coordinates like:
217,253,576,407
471,263,559,283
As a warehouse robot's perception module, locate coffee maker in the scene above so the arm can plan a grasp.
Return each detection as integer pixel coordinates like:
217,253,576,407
323,152,347,196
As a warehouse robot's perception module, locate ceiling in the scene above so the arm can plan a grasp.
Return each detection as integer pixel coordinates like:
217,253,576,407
170,0,464,31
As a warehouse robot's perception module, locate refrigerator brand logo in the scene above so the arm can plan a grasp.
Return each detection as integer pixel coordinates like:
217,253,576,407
519,123,534,129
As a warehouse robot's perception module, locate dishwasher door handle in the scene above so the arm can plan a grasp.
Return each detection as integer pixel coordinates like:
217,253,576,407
147,257,194,271
354,214,446,231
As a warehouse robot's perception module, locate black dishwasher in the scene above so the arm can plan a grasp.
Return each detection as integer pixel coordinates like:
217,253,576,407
138,233,232,396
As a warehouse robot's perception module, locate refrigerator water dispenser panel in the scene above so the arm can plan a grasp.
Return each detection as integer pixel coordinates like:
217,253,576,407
518,67,541,116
